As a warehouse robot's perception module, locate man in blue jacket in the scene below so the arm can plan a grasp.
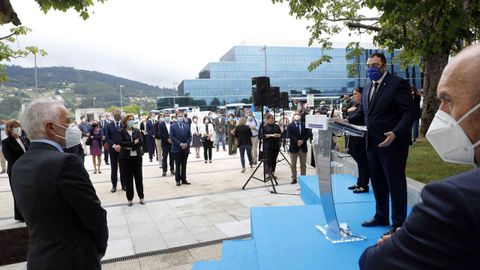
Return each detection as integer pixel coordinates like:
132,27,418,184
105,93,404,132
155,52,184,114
170,112,192,186
105,110,125,192
359,44,480,269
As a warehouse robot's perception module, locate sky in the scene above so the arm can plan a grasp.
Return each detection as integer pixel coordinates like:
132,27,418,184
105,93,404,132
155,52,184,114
5,0,373,88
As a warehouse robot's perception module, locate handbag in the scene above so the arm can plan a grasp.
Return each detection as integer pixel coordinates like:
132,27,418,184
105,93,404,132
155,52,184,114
85,136,92,146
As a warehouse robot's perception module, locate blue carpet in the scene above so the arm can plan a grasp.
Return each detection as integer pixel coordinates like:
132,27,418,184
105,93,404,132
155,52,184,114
192,260,221,270
299,174,375,205
220,240,259,270
251,203,410,270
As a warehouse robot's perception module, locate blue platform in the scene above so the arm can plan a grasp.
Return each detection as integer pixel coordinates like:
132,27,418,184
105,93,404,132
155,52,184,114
192,174,411,270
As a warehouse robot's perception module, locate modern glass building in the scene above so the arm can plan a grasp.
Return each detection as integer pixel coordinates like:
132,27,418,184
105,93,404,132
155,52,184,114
175,43,423,106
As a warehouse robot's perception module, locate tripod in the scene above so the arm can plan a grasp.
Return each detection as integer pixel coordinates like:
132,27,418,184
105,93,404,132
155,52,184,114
242,110,278,193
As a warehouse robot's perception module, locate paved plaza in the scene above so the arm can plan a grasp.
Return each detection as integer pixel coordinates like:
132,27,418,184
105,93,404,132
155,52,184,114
0,149,314,269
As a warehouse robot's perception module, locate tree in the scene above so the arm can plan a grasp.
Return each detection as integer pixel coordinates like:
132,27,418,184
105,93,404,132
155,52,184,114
210,97,221,107
123,104,141,115
272,0,480,135
0,96,21,118
0,0,106,82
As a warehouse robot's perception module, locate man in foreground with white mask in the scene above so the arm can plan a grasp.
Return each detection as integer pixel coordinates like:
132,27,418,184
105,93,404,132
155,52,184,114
12,97,108,270
359,44,480,269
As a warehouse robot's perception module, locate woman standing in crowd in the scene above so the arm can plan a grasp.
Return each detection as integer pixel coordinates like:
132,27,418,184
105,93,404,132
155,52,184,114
234,117,253,173
202,116,215,163
226,113,237,155
346,87,370,193
262,114,282,179
119,114,145,206
1,120,30,222
89,123,104,174
411,86,422,143
190,116,202,158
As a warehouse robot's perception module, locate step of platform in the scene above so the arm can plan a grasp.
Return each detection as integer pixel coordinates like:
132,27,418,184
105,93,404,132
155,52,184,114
220,239,259,270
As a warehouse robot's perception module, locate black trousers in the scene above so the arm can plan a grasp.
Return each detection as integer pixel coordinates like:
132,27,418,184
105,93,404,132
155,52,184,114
368,142,409,227
203,140,213,161
173,150,189,183
162,144,174,173
147,136,155,160
109,149,126,188
8,174,23,221
122,157,144,200
349,139,370,188
265,147,280,173
103,143,109,163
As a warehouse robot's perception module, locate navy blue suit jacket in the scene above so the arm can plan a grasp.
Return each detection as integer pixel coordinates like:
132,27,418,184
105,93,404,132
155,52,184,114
170,122,191,153
287,121,310,153
360,168,480,269
146,120,155,137
105,121,122,147
349,73,415,148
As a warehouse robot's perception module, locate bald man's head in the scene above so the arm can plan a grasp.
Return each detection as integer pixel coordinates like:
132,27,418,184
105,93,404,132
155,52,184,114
436,44,480,165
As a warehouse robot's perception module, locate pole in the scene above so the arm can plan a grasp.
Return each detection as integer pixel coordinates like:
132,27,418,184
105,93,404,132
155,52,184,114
120,85,123,112
263,45,267,76
173,82,177,109
34,53,38,91
93,97,96,108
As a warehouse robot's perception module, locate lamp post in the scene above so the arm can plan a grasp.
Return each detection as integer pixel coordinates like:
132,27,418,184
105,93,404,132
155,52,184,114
120,85,124,112
173,82,178,109
93,97,96,108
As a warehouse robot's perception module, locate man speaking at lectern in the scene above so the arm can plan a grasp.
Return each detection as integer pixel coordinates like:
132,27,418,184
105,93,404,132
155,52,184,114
348,52,415,235
360,44,480,269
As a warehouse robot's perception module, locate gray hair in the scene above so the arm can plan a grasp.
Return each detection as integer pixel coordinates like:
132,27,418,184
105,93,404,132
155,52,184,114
20,97,65,140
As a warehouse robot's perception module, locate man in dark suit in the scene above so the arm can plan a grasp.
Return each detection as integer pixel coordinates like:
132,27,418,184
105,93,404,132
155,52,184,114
359,44,480,270
159,117,175,176
287,111,311,184
105,110,125,192
146,116,156,162
170,112,192,186
12,98,108,270
348,52,415,235
100,114,110,165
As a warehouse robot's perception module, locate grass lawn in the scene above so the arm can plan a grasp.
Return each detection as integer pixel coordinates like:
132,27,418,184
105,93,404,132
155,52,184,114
335,136,474,184
406,138,473,183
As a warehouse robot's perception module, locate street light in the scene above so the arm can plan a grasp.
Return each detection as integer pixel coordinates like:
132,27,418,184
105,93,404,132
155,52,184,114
119,85,124,112
173,82,178,109
93,97,96,108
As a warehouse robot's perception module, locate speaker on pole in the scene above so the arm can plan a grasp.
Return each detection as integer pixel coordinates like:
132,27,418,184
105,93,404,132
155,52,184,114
269,86,280,108
252,76,270,107
279,92,289,109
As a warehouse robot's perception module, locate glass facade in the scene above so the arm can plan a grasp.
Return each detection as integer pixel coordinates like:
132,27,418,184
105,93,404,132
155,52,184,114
177,45,423,105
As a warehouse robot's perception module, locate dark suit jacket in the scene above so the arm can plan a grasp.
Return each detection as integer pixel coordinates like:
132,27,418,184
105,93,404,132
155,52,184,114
11,142,108,270
105,121,122,148
1,132,30,175
118,128,144,159
170,122,192,153
146,120,155,137
154,121,161,139
359,168,480,269
158,122,171,146
349,73,415,148
287,121,310,153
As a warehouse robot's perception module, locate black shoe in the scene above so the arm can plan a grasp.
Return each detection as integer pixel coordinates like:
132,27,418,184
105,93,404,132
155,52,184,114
353,187,369,193
348,184,359,190
290,179,297,184
171,171,175,175
111,187,116,193
182,181,191,185
162,172,166,177
105,161,110,165
361,218,389,227
150,159,153,162
176,182,181,186
122,186,126,191
383,226,400,236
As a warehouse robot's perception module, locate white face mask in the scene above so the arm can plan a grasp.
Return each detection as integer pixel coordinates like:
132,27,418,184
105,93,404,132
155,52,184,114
426,103,480,165
13,127,22,136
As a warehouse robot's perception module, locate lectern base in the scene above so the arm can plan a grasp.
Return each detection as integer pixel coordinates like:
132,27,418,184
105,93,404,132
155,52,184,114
315,223,366,244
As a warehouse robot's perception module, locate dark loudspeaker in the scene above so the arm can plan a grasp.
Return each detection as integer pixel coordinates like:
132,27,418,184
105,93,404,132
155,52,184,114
269,86,280,108
252,76,270,106
280,92,289,108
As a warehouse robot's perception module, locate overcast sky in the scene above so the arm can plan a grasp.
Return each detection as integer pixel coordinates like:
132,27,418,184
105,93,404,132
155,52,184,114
6,0,373,88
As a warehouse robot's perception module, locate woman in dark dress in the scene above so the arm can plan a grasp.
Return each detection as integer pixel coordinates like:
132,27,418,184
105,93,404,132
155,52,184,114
1,120,30,222
89,122,104,174
234,117,253,172
261,114,282,179
119,114,145,206
347,87,370,193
